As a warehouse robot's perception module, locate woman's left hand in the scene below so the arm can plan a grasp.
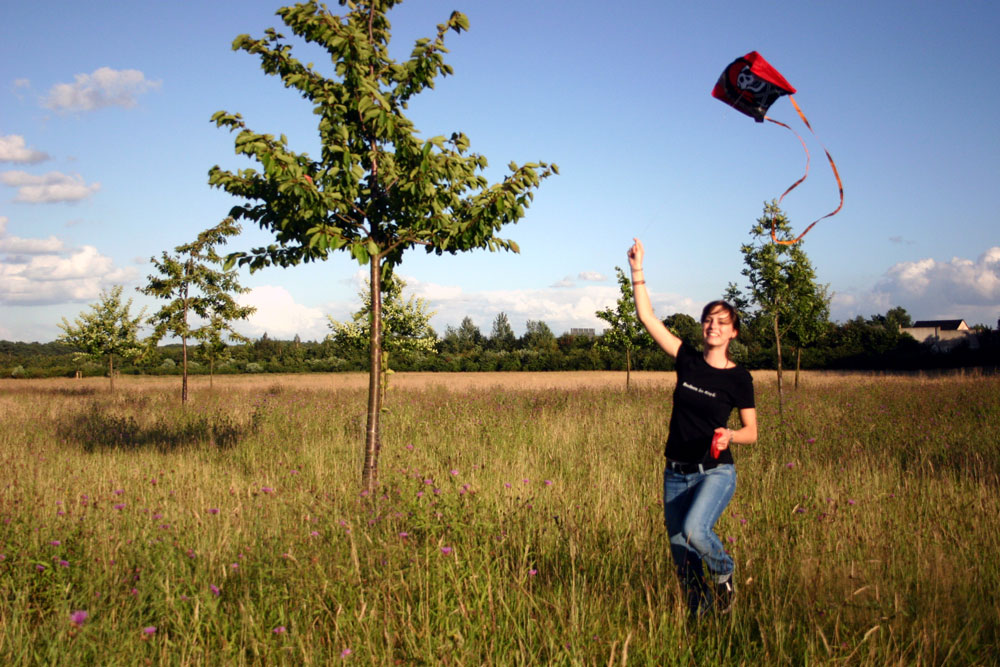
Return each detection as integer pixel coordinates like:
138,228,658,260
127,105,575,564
713,427,733,451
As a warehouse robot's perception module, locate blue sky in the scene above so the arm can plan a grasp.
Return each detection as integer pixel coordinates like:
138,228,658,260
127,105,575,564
2,0,999,343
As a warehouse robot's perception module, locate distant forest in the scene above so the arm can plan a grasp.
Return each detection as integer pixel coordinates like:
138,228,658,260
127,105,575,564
3,308,998,379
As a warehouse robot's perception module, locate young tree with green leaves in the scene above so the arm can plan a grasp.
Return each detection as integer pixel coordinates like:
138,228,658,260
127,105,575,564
209,0,556,489
739,202,827,400
596,266,652,388
140,219,256,404
58,285,146,393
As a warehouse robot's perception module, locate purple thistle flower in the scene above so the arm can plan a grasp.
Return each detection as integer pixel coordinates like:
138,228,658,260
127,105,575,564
143,626,156,635
529,569,537,576
114,489,124,495
59,560,70,568
70,610,88,627
440,546,453,555
310,530,320,537
36,564,46,572
261,486,274,494
341,648,352,658
210,584,221,597
273,626,286,634
208,508,219,515
50,540,61,546
806,438,816,444
114,503,126,510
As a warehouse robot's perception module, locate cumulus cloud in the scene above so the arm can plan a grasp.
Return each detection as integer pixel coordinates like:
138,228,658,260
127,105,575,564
0,243,136,306
404,276,698,336
237,285,330,340
43,67,161,112
1,170,100,203
831,247,1000,326
578,271,606,282
0,135,51,164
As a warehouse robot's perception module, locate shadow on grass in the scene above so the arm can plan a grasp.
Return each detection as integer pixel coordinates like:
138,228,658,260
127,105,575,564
56,401,264,452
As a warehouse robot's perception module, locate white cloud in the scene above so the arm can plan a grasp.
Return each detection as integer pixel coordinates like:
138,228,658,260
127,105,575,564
1,170,100,203
237,285,330,340
578,271,606,282
43,67,161,112
0,244,136,305
405,276,698,336
831,247,1000,326
0,135,51,164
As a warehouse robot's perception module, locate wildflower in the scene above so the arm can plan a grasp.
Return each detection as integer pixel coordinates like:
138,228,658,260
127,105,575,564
261,486,274,494
450,469,459,475
130,588,138,596
114,503,126,510
786,462,795,468
440,546,453,555
399,532,409,539
70,610,88,627
114,489,124,495
59,560,70,568
341,648,352,658
50,540,61,546
544,480,553,486
36,564,46,572
231,563,239,570
405,444,414,450
210,584,221,596
504,483,511,489
848,499,856,505
290,469,299,475
187,549,196,558
153,513,163,520
310,531,320,537
529,569,537,576
208,508,219,515
806,438,816,444
143,626,156,635
273,626,286,634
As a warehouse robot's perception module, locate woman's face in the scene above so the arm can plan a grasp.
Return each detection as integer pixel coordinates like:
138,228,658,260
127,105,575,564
702,306,738,348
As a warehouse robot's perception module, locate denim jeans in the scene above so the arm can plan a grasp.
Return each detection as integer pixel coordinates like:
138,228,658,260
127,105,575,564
663,463,736,612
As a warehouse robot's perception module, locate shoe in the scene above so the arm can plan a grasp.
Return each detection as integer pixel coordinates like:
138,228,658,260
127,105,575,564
714,576,734,613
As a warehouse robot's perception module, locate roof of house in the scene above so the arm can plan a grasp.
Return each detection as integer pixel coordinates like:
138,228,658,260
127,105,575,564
910,319,967,330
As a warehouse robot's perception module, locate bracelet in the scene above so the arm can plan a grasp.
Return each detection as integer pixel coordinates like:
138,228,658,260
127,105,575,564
632,280,646,286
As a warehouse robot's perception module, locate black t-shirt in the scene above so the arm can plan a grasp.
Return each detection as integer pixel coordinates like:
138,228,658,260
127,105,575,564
665,343,755,464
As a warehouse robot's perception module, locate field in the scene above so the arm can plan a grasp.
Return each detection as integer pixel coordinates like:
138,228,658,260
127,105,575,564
1,370,998,665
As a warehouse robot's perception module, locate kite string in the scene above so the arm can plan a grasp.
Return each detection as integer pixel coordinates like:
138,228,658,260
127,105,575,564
764,95,844,245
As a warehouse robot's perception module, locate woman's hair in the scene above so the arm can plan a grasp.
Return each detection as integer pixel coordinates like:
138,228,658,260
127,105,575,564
701,300,740,335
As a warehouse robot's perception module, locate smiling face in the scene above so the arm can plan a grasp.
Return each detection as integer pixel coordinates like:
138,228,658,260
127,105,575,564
701,304,739,350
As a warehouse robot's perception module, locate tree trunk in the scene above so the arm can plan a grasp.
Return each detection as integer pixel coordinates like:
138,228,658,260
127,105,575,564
362,257,384,492
108,354,114,393
181,277,189,404
182,334,189,404
773,313,784,431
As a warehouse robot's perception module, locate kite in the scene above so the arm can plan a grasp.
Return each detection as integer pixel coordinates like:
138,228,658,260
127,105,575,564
712,51,843,244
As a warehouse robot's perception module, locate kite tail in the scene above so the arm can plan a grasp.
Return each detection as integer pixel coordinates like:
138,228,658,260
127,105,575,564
764,95,844,245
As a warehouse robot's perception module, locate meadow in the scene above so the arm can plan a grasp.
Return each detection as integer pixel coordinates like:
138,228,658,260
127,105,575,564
1,370,998,665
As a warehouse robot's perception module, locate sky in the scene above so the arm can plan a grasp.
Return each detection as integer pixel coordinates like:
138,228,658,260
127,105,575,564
2,0,999,343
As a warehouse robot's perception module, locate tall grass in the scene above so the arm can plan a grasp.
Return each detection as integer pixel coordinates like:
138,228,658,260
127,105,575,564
1,372,998,664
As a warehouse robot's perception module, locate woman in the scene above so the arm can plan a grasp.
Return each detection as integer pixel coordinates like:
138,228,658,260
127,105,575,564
627,237,757,616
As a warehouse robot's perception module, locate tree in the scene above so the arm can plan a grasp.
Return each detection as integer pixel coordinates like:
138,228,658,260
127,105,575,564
596,266,652,388
57,286,145,392
208,1,556,490
328,276,436,398
140,219,256,403
662,313,701,351
488,312,516,352
739,202,826,404
521,319,556,353
441,316,483,354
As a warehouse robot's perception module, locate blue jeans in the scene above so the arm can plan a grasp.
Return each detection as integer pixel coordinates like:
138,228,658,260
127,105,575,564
663,463,736,612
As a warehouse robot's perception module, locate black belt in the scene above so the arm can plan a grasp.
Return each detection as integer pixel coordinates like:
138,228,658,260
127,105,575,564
666,459,722,474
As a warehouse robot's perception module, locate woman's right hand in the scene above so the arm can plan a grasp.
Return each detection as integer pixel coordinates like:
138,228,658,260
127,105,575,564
627,237,644,272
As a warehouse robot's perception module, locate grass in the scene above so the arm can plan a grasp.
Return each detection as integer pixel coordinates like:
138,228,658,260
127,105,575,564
1,371,998,664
